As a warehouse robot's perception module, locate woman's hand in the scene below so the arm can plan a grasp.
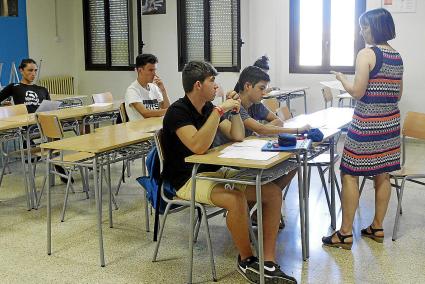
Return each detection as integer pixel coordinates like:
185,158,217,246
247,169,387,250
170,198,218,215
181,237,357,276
330,71,346,82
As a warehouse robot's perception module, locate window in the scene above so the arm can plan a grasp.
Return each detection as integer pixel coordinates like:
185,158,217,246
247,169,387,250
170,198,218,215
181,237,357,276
83,0,144,71
177,0,242,72
289,0,366,74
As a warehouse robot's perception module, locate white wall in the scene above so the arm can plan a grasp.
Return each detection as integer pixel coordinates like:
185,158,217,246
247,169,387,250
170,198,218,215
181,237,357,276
26,0,425,116
26,0,76,79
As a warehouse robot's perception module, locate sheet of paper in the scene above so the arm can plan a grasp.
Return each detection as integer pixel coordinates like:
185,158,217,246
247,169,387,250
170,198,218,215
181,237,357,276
219,149,278,160
89,103,113,107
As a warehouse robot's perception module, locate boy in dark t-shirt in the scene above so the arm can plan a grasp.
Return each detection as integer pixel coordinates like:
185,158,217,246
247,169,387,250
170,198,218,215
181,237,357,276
162,61,297,284
0,59,50,113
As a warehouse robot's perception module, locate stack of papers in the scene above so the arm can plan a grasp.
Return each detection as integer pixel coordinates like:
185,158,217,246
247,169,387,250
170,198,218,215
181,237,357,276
219,139,278,161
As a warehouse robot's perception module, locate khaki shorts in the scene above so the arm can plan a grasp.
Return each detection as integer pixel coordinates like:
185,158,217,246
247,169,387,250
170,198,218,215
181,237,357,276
176,167,247,206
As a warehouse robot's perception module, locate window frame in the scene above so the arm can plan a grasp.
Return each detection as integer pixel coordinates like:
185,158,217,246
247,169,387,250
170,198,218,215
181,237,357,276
82,0,144,71
177,0,242,72
289,0,366,74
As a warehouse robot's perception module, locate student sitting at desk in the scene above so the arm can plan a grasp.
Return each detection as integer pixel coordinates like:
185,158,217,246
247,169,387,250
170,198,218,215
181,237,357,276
0,58,50,113
162,60,297,284
124,53,170,121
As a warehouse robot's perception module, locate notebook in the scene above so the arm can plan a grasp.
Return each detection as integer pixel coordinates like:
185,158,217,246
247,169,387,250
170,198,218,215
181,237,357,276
35,100,62,113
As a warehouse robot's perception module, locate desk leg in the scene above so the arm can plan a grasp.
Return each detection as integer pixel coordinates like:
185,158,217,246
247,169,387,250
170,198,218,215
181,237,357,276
142,156,150,232
93,157,105,267
303,152,310,258
303,90,307,114
187,163,199,284
330,137,336,230
107,156,113,228
47,150,52,255
26,128,36,209
297,154,307,261
19,133,31,211
256,171,265,284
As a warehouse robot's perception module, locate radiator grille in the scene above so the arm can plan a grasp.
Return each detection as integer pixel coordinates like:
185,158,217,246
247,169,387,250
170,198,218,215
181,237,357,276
38,76,75,95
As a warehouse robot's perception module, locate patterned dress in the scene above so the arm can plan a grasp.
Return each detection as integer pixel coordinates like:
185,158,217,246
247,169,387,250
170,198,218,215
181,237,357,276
340,46,404,176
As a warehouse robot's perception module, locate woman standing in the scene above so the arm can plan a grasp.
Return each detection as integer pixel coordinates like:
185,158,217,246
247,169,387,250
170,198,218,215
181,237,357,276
322,8,403,249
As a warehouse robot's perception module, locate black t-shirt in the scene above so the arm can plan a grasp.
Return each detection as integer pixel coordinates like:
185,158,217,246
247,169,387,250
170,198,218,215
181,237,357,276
162,95,223,190
0,83,50,113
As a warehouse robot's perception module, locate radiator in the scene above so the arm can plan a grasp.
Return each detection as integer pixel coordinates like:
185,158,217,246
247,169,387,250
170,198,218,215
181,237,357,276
38,76,75,95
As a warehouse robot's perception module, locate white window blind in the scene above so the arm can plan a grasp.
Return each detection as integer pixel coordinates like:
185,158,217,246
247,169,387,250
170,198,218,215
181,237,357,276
89,0,106,64
109,0,130,66
210,0,236,67
185,0,204,61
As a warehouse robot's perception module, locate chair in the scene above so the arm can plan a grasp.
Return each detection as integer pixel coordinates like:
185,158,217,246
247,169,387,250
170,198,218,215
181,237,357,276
152,129,226,282
92,92,113,104
276,105,292,121
359,111,425,240
322,87,334,108
336,92,354,107
118,102,129,123
263,98,280,114
36,113,94,221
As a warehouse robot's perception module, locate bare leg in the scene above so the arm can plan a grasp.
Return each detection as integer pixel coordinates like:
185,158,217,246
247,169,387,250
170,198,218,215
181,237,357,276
245,183,282,261
369,173,391,237
331,173,359,243
273,169,296,190
210,186,253,260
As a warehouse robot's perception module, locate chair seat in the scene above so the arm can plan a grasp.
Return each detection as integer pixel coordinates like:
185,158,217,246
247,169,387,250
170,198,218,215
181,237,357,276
390,166,425,177
53,152,94,163
308,153,340,165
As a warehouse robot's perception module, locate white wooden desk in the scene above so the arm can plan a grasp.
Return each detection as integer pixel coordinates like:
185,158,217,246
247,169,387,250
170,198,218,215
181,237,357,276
185,144,303,284
263,86,309,114
41,123,154,267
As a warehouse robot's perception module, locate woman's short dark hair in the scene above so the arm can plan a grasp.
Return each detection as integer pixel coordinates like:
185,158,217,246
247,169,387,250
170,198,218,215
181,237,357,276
253,55,270,71
18,58,37,70
135,53,158,68
359,8,396,44
236,66,270,93
182,61,218,93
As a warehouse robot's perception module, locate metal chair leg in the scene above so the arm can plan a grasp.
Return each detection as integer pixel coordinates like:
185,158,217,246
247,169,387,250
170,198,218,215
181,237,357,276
152,203,172,261
359,176,367,196
193,207,202,242
200,205,217,282
392,178,406,241
318,166,331,212
60,172,73,222
394,178,403,215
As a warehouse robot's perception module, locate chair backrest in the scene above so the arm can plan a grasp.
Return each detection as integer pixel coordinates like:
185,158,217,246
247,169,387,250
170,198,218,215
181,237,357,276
276,105,292,121
402,111,425,140
262,98,279,113
36,114,64,140
119,102,128,123
92,92,113,103
154,129,165,172
0,104,28,118
322,87,333,108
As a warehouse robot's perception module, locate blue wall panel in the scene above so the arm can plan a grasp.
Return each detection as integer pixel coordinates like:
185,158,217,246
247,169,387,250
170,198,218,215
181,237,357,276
0,0,28,86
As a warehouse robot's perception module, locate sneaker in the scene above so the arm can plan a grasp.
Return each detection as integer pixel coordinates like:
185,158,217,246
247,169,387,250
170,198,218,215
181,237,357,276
237,255,259,283
246,261,297,284
54,165,75,184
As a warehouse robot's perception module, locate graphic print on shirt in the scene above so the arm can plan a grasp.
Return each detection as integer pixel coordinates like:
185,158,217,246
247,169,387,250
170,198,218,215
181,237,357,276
25,90,40,106
143,99,159,110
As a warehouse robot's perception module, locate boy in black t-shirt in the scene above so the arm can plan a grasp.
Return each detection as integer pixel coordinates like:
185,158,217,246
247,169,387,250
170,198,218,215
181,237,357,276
0,59,50,113
162,61,297,284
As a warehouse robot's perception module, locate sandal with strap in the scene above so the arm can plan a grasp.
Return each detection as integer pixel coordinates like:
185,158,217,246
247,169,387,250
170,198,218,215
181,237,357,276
322,230,353,250
361,225,384,243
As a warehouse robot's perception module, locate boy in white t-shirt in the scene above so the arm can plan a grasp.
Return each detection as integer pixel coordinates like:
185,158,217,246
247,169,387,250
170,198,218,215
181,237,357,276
125,54,170,121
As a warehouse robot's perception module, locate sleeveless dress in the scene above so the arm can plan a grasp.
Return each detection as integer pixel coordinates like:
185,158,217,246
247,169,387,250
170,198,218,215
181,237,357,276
340,46,404,176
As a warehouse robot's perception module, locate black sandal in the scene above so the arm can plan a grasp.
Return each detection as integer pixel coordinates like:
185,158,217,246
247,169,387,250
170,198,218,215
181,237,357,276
322,230,353,250
361,225,384,243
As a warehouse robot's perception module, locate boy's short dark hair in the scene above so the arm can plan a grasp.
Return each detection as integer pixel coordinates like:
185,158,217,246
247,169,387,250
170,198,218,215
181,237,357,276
182,61,218,93
236,66,270,93
135,54,158,68
253,55,270,71
359,8,396,44
18,58,37,70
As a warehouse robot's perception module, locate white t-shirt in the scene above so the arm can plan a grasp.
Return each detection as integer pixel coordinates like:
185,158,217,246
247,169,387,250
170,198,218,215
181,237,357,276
124,80,164,121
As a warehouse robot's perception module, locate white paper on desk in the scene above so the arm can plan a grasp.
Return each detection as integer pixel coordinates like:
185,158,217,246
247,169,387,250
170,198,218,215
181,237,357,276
219,149,278,160
231,139,268,148
89,103,113,107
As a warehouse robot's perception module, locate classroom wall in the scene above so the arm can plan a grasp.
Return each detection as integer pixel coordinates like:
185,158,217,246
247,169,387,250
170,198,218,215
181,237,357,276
0,0,28,86
24,0,425,116
26,0,77,81
72,0,251,101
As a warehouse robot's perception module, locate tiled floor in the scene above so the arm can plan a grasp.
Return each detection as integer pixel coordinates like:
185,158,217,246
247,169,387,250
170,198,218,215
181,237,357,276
0,139,424,283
